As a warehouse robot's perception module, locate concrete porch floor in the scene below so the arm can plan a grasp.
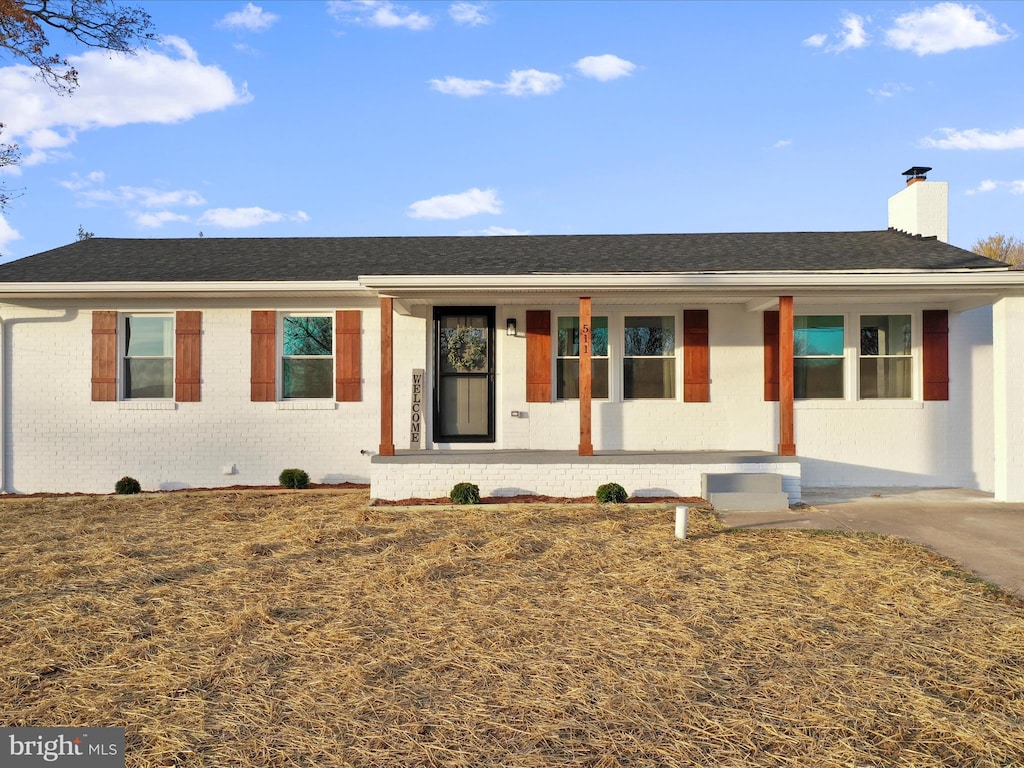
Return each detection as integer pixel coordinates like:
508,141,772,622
377,449,799,465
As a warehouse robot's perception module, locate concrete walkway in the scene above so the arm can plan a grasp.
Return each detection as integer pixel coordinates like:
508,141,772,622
717,487,1024,596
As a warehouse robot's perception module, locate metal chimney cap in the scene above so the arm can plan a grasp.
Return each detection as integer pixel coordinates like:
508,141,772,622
902,166,932,178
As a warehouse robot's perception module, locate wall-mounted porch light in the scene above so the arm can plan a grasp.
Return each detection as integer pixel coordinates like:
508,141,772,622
506,317,517,336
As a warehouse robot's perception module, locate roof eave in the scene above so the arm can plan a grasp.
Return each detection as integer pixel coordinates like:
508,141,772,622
0,280,370,300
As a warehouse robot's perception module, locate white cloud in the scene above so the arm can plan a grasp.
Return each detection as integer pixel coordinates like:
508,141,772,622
62,175,207,209
504,69,563,96
458,226,528,236
197,207,308,228
449,2,490,26
868,82,913,99
885,3,1014,55
217,3,279,32
408,187,501,220
921,127,1024,150
573,54,636,82
772,139,792,149
430,68,563,97
58,171,106,191
135,211,191,228
803,33,828,47
0,36,251,164
0,214,21,253
328,1,433,30
829,13,869,52
965,179,999,195
429,76,496,97
965,179,1024,195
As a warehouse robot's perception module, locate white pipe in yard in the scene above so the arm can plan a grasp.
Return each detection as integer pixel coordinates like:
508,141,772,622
675,505,689,539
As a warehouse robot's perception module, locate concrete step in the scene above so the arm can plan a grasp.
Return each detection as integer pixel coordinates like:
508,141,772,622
702,472,784,497
707,490,791,512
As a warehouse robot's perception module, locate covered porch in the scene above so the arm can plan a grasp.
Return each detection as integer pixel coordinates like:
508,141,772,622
370,449,801,503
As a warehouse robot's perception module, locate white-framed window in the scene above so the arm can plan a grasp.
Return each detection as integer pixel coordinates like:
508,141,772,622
122,314,174,399
859,314,912,399
794,315,845,399
281,314,334,399
556,315,609,399
623,315,676,399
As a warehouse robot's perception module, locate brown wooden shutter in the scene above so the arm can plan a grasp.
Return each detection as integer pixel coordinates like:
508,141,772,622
251,310,276,402
174,311,202,402
764,310,780,402
683,309,710,402
922,309,949,401
91,311,118,402
526,310,551,402
335,310,362,402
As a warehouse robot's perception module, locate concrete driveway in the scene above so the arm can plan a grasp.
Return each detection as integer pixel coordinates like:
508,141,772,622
717,487,1024,597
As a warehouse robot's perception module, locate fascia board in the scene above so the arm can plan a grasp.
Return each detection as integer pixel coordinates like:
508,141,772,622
0,281,371,300
358,271,1024,293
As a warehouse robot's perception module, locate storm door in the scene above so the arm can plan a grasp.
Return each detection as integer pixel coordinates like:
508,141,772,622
433,307,495,443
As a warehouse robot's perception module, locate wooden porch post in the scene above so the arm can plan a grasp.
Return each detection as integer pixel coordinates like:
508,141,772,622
778,295,796,456
379,297,395,456
578,296,594,456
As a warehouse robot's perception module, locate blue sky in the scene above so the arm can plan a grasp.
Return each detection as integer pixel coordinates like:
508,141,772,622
1,0,1022,261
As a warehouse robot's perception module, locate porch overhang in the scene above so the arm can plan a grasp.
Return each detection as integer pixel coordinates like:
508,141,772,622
358,270,1024,311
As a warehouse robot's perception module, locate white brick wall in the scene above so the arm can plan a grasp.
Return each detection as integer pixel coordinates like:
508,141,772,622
993,297,1024,501
3,302,380,493
0,297,1007,496
371,458,802,503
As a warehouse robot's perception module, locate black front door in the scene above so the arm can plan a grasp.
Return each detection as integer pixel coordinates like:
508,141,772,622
433,307,495,443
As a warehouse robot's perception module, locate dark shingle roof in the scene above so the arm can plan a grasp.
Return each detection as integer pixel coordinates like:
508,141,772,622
0,230,1004,282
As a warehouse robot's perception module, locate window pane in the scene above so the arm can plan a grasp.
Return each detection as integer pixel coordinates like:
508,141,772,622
283,316,333,356
625,316,674,356
557,358,609,399
860,357,912,399
795,316,844,356
591,317,608,356
125,359,173,399
624,358,675,399
795,358,844,399
126,316,172,357
861,315,911,356
557,317,579,357
283,358,333,398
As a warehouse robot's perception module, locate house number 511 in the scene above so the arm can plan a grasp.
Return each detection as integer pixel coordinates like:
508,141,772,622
581,323,590,354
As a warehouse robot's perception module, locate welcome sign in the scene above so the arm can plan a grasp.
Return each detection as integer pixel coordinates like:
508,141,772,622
411,368,424,448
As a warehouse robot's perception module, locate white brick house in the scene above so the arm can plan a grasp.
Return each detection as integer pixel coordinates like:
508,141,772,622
0,170,1022,500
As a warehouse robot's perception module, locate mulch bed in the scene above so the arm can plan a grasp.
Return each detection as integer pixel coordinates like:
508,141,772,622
374,494,708,506
2,489,1021,766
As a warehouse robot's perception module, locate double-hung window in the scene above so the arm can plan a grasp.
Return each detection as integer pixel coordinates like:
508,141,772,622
557,316,609,399
860,314,912,399
623,315,676,399
282,315,334,399
123,315,174,399
794,315,844,399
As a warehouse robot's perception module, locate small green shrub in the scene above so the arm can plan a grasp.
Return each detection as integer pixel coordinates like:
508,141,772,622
115,476,141,495
450,482,481,505
596,482,628,503
279,468,310,489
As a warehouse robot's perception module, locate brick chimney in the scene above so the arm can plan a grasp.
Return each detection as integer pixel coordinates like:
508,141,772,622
887,166,948,242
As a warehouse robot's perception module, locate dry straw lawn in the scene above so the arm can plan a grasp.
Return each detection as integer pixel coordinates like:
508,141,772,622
1,489,1023,767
